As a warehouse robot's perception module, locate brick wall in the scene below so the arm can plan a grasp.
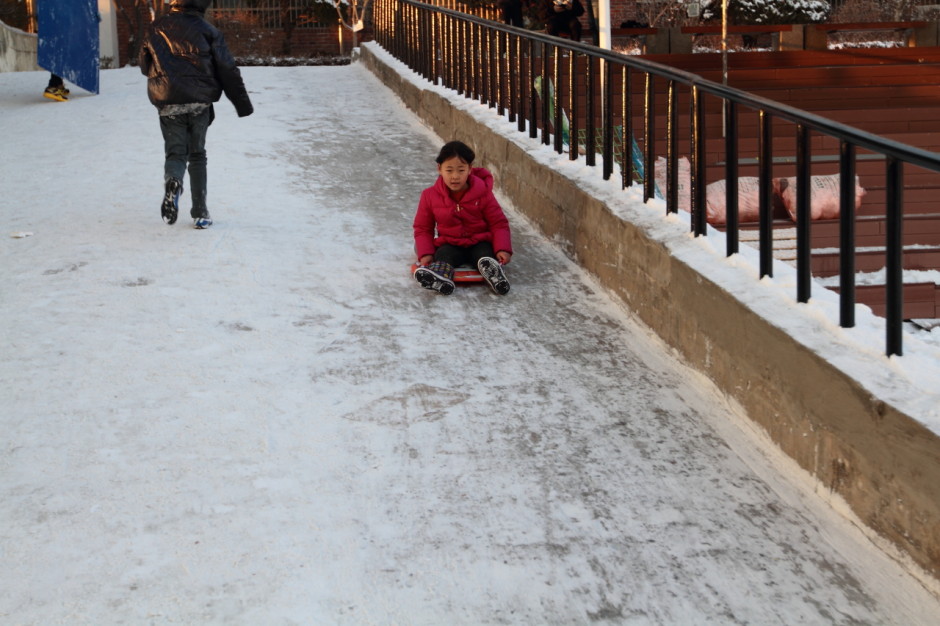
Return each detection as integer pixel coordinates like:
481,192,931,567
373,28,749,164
222,24,365,58
111,0,365,63
610,0,639,27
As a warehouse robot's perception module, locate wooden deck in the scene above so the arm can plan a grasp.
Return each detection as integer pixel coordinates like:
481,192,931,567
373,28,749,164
639,47,940,318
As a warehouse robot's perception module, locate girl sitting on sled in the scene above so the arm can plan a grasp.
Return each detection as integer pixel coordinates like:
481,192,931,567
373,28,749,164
412,141,513,295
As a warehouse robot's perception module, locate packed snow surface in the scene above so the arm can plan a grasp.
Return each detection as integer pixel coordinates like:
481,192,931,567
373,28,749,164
1,58,939,624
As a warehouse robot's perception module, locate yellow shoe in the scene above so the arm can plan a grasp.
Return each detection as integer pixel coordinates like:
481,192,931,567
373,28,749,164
43,86,68,102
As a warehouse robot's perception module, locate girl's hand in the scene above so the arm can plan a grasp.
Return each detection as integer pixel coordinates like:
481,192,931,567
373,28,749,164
418,255,434,266
496,250,512,265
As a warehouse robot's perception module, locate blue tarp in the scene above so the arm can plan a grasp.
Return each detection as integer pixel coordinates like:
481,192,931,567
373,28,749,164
37,0,100,95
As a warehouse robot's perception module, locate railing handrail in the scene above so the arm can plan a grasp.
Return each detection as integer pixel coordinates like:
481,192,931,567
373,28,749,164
375,0,940,356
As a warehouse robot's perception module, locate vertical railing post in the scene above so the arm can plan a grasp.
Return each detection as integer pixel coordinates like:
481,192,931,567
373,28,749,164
569,51,579,161
518,36,528,134
666,80,678,214
839,141,857,329
758,111,774,278
456,19,465,96
466,20,474,98
553,45,563,154
472,22,480,99
724,99,739,256
450,13,459,91
479,23,488,103
643,72,655,202
506,32,515,121
407,3,417,70
441,11,450,89
432,11,440,85
541,43,550,145
585,54,596,167
423,8,432,80
482,25,491,106
795,123,812,303
529,38,538,139
623,67,633,189
602,59,614,180
491,28,500,110
885,157,904,356
497,30,506,117
691,84,706,236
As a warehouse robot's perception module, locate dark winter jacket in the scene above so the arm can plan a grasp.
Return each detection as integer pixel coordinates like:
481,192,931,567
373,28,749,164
139,0,253,117
544,0,584,27
413,167,513,259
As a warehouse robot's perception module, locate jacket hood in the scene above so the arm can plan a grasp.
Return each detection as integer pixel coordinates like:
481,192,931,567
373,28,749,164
169,0,212,12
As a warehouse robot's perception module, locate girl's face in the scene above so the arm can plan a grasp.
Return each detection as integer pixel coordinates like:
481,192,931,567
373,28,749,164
437,156,471,193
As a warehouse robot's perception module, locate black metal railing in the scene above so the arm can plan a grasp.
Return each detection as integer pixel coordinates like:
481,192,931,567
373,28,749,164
373,0,940,357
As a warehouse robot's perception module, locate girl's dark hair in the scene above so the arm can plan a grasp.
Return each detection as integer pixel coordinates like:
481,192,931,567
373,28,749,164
436,141,475,165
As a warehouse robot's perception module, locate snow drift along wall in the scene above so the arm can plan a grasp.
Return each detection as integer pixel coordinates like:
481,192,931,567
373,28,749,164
0,20,40,73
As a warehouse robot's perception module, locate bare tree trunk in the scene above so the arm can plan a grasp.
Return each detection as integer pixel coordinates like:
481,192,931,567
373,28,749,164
114,0,153,65
280,0,296,56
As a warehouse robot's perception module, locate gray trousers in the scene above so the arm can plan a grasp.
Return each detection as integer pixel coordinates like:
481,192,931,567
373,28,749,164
159,108,211,218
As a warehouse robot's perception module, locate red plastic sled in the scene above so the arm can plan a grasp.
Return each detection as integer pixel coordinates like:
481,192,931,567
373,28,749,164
410,263,484,283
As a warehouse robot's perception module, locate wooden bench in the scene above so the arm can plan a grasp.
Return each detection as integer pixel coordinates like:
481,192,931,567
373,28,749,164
808,21,930,49
679,24,793,50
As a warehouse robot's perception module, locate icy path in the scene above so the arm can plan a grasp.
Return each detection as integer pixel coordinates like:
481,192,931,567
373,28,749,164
1,64,938,624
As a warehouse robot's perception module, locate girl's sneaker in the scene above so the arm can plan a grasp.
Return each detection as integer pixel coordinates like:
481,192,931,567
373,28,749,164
193,216,213,229
414,265,455,295
477,257,510,295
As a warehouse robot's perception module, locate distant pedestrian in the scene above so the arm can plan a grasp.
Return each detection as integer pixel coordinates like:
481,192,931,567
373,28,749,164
544,0,584,40
497,0,524,27
42,73,69,102
139,0,253,229
412,141,513,296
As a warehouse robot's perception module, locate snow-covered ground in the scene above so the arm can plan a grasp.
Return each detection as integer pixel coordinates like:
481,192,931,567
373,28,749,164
1,60,939,623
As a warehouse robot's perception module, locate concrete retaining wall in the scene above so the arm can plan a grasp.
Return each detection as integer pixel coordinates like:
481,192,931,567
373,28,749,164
360,43,940,581
0,20,39,73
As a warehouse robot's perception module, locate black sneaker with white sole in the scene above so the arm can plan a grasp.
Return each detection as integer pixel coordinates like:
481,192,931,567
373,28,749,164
477,257,510,295
414,266,455,295
162,178,182,225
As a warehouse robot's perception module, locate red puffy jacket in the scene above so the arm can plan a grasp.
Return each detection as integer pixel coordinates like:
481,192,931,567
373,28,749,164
413,167,513,259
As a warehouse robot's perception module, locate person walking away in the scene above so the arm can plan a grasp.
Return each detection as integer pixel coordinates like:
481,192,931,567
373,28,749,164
139,0,253,229
498,0,524,27
413,141,513,295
